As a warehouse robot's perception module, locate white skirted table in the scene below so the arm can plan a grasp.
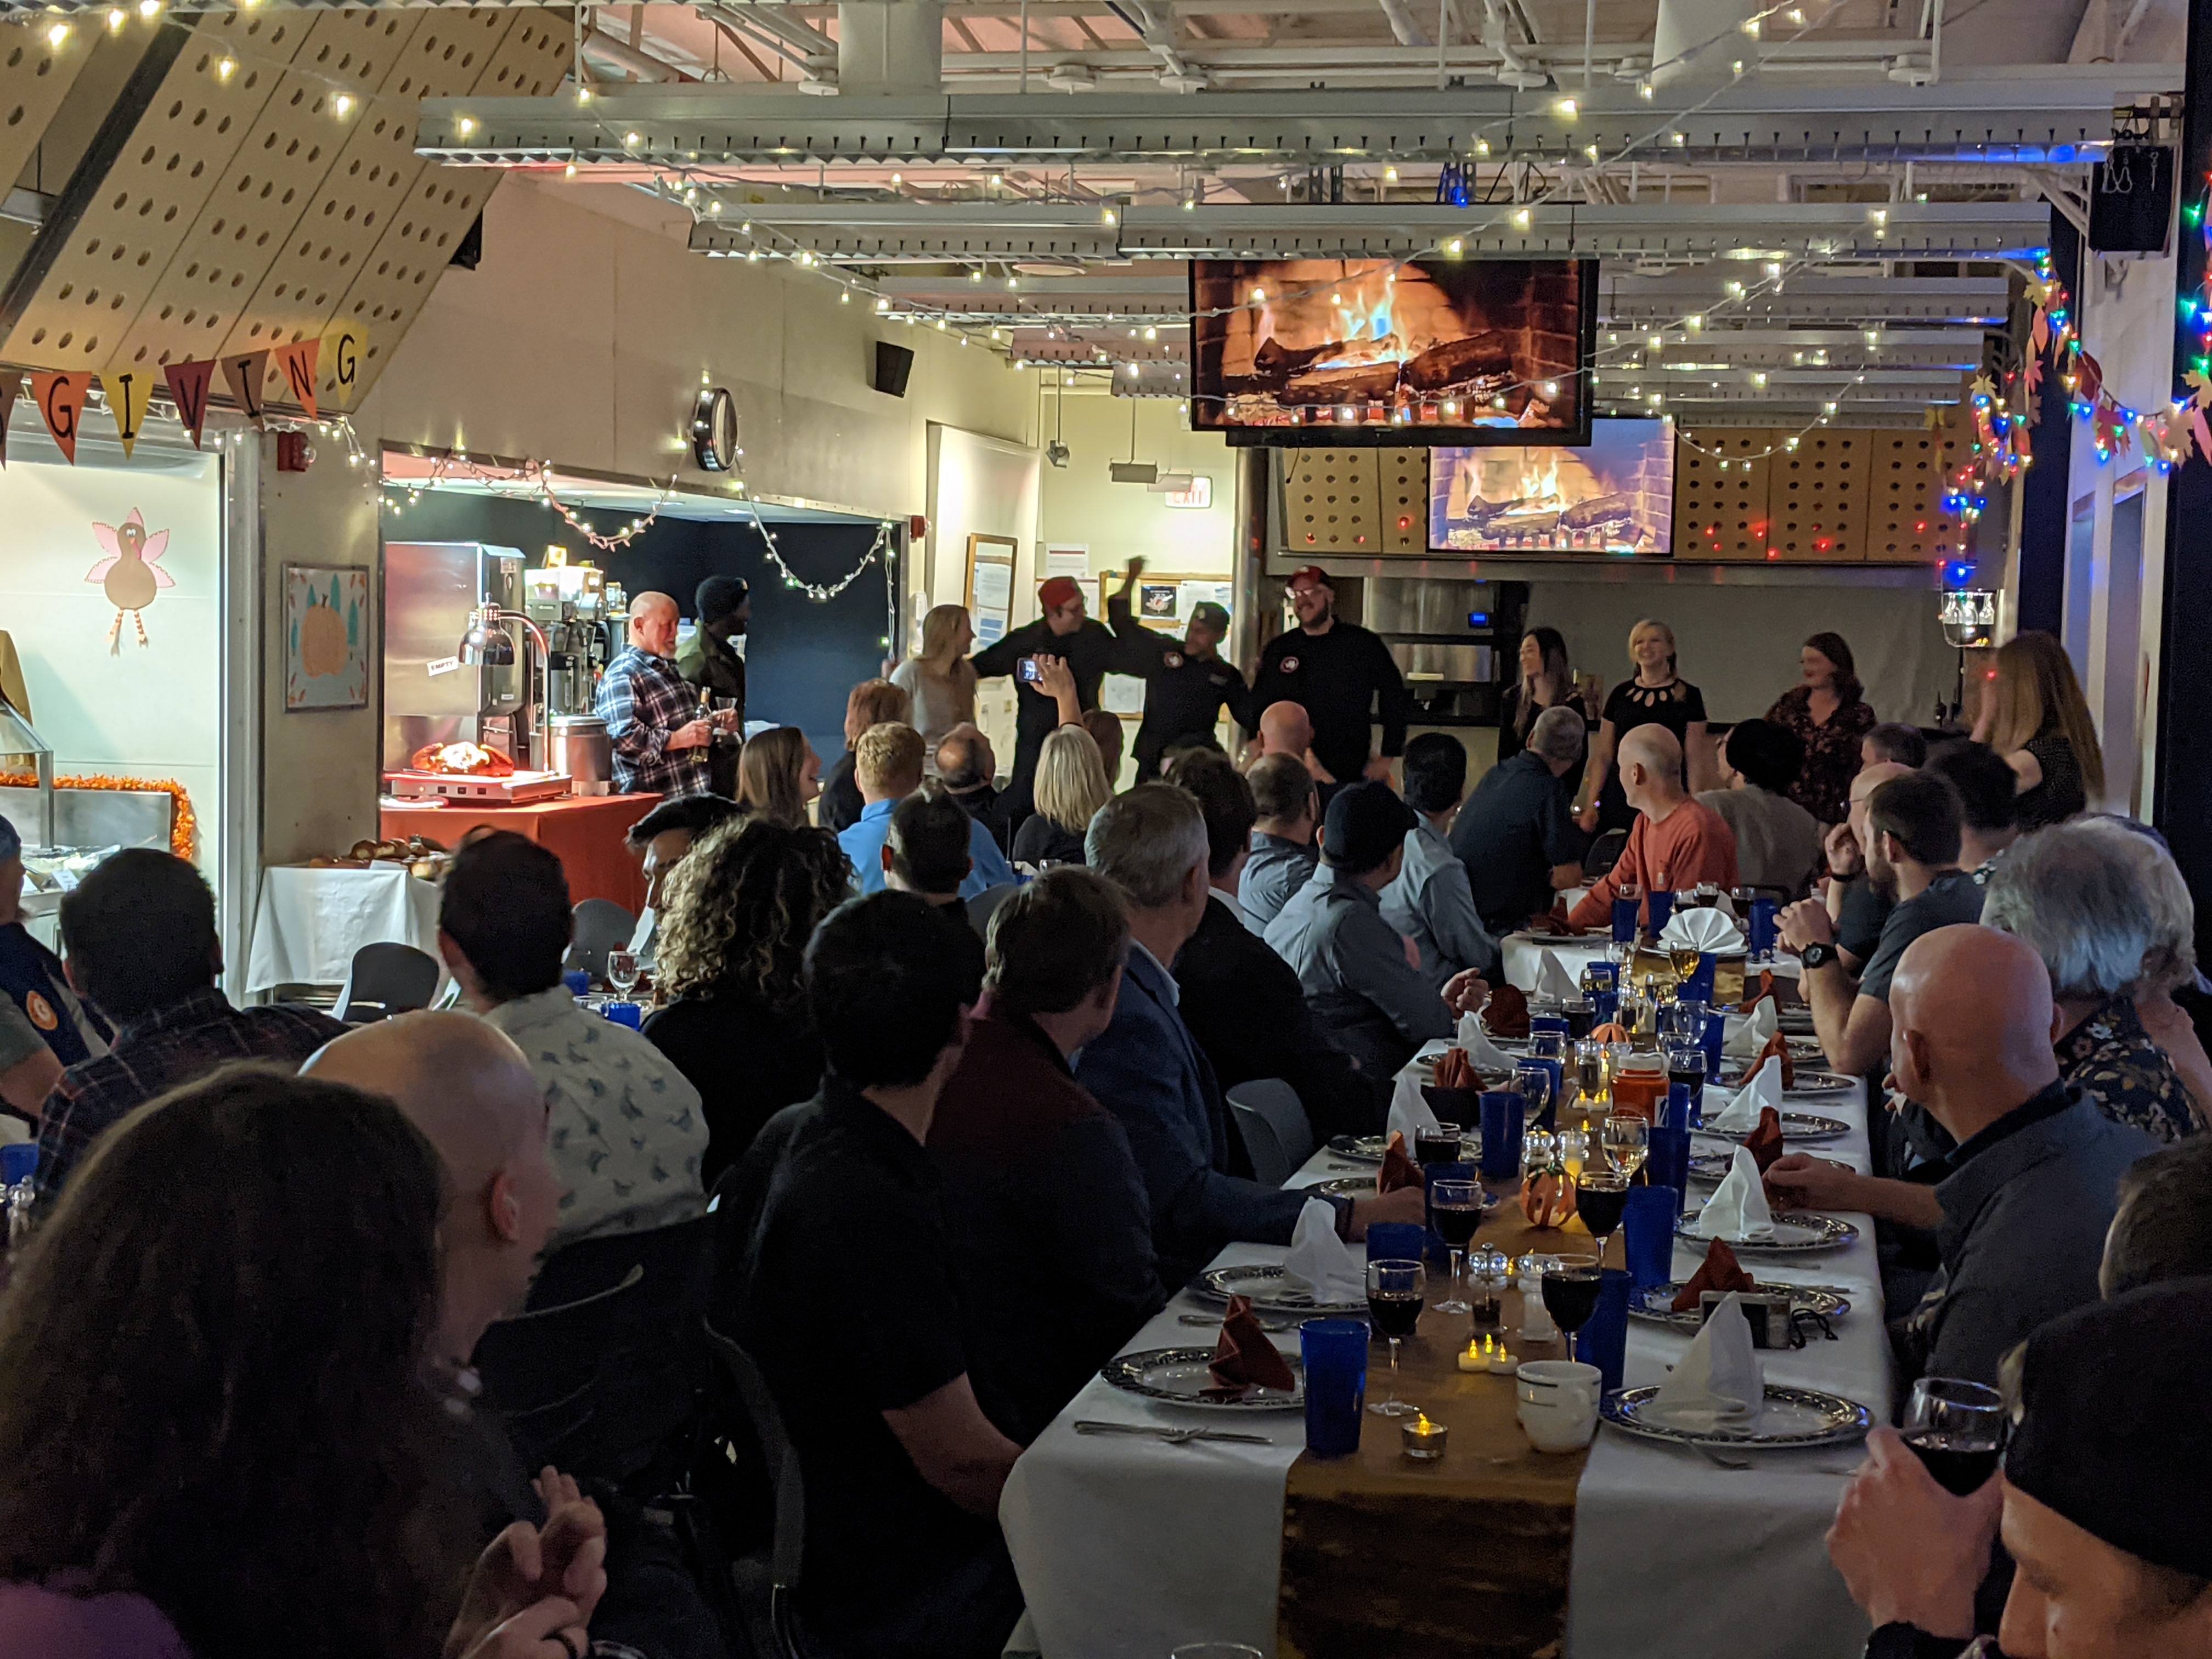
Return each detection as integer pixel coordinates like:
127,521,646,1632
245,862,443,994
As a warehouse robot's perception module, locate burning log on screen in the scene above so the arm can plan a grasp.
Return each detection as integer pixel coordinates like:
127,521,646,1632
1402,334,1516,392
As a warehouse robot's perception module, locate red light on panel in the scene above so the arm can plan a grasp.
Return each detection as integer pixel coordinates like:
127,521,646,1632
1397,516,1412,530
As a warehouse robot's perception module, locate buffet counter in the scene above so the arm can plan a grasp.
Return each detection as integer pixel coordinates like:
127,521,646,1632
377,793,658,911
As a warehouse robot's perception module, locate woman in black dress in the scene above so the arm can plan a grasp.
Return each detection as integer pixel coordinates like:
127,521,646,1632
1765,630,1876,828
1576,617,1712,837
644,816,851,1183
1497,626,1594,799
1974,629,2104,829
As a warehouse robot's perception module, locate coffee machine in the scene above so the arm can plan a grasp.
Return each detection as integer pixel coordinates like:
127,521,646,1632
524,558,616,719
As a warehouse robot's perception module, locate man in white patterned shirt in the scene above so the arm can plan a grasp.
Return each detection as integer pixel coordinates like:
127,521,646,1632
596,590,728,798
437,830,707,1245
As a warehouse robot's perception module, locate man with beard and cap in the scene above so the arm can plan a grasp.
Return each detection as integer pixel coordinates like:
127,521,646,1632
1243,567,1409,791
1829,1278,2212,1659
969,573,1149,825
1106,556,1250,782
1265,780,1490,1105
677,574,748,797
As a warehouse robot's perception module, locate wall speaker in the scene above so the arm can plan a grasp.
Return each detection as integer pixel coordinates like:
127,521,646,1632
873,342,916,398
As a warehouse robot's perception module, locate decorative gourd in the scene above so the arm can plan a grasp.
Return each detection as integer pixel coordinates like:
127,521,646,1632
300,593,349,678
1519,1164,1578,1228
1589,1022,1630,1045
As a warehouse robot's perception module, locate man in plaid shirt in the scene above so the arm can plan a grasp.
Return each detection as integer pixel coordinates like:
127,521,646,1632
31,849,345,1211
597,591,726,798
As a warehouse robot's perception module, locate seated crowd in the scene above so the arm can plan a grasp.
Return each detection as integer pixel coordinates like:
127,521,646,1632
0,612,2206,1659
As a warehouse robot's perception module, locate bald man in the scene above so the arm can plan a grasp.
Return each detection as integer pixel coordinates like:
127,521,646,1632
595,590,729,798
1564,724,1736,930
1880,926,2157,1389
1253,700,1330,778
303,1012,563,1369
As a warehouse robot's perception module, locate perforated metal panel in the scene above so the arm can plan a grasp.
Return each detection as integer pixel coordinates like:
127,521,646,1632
1379,447,1425,552
0,13,312,372
107,10,413,377
1770,431,1872,561
0,29,95,200
1673,430,1779,562
1282,450,1380,554
1866,422,1968,564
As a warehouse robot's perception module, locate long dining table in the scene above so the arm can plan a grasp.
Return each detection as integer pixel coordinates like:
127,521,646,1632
1000,976,1885,1659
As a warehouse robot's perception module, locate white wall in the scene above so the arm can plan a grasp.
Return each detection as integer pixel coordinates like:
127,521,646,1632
1036,393,1240,587
0,445,222,874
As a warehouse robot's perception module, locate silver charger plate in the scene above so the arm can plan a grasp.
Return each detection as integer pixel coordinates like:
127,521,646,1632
1686,1150,1735,1184
1601,1384,1872,1448
1674,1210,1861,1252
1410,1054,1518,1087
1718,1065,1854,1096
1304,1175,1500,1206
1101,1347,1306,1412
1696,1110,1852,1143
1194,1262,1368,1316
1628,1283,1852,1332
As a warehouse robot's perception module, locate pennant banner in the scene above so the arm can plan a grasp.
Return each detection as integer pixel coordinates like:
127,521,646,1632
220,349,269,428
163,357,216,449
104,369,146,460
0,370,22,469
320,323,366,412
32,371,90,464
273,337,320,421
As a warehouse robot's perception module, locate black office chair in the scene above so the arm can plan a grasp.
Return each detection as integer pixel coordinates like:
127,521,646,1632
703,1323,820,1659
334,942,442,1023
1584,828,1629,881
567,897,640,984
473,1265,645,1481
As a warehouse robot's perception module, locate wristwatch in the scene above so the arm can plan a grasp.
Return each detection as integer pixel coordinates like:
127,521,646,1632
1800,941,1838,970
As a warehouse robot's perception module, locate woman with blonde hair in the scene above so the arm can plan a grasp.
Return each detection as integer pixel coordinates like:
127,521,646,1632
1012,724,1113,868
1576,617,1712,836
890,605,979,770
733,725,822,830
1974,629,2104,828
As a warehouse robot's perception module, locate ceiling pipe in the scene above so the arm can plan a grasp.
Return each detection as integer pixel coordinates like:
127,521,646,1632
581,29,693,82
1376,0,1431,48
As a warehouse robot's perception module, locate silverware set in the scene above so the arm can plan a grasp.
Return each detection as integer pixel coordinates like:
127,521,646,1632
1073,1419,1276,1446
1177,1311,1303,1334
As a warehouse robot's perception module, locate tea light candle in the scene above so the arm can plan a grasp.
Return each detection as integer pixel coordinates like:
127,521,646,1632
1487,1344,1519,1373
1401,1414,1449,1461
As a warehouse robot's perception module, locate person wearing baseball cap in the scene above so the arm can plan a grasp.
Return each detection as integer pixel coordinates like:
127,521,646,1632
0,814,108,1118
1105,557,1250,782
1243,566,1411,792
1830,1278,2212,1659
678,573,749,795
1262,781,1488,1108
970,568,1154,821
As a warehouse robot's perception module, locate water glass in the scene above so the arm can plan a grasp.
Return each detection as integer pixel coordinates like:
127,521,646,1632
606,948,641,998
1299,1320,1369,1458
1601,1113,1649,1180
1610,881,1642,944
1623,1185,1681,1289
1576,1267,1633,1391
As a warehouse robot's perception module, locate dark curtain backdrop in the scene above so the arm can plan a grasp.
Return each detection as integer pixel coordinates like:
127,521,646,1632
380,492,891,766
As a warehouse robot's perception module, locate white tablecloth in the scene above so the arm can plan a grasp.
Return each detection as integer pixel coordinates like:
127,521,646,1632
245,864,443,993
1001,1046,1883,1659
1499,933,1802,997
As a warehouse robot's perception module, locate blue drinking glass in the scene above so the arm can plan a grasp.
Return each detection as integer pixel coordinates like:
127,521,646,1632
1683,953,1718,1005
562,968,592,997
1479,1091,1525,1180
1610,884,1641,944
601,1001,643,1030
1623,1186,1680,1290
1365,1221,1429,1267
1575,1268,1634,1392
1590,988,1620,1026
1645,886,1675,939
1748,895,1780,960
1300,1319,1369,1457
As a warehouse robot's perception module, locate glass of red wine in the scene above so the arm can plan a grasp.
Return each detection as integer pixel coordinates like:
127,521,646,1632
1365,1258,1426,1417
1575,1174,1631,1260
1541,1253,1605,1362
1430,1179,1483,1315
1901,1376,2007,1494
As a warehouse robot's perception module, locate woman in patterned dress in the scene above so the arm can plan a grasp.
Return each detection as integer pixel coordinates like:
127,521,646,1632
1765,630,1876,830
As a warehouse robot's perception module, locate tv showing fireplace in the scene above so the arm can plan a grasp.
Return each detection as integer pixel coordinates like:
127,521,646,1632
1429,419,1675,555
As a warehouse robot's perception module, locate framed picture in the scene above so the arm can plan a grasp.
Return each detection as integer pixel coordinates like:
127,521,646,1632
284,563,371,711
1139,582,1178,619
965,533,1018,647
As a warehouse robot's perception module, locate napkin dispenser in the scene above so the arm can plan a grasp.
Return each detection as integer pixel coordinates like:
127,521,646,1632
1700,1289,1794,1351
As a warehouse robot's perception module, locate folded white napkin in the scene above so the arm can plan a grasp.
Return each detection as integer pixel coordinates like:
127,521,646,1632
1537,950,1581,1001
1658,905,1747,954
1387,1079,1441,1144
1457,1012,1515,1072
1709,1053,1783,1134
1724,996,1779,1060
1692,1147,1777,1242
1283,1198,1367,1304
1650,1289,1764,1430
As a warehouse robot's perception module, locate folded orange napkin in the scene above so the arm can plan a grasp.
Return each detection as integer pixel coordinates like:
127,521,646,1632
1744,1105,1786,1175
1485,984,1531,1039
1755,1026,1796,1090
1740,969,1775,1014
1670,1238,1758,1312
1378,1130,1425,1194
1203,1295,1298,1398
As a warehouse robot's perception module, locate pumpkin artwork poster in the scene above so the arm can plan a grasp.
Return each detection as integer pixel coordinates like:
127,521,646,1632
283,564,370,711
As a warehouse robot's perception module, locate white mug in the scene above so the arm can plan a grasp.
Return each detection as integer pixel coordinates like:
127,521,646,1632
1516,1359,1601,1453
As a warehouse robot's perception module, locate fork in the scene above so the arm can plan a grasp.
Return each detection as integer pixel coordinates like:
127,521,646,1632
1179,1311,1299,1333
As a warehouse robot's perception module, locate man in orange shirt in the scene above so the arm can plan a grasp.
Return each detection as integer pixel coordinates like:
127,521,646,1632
1564,725,1738,930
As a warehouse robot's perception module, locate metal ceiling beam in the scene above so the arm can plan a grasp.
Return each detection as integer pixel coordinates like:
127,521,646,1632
417,69,2176,167
687,199,2051,259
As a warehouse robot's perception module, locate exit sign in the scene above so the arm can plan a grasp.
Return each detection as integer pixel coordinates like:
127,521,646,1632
1164,476,1212,510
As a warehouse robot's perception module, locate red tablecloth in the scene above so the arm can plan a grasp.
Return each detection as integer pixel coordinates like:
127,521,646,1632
379,793,659,911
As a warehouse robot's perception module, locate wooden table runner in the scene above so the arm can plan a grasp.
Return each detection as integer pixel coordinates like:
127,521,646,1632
1279,1196,1615,1659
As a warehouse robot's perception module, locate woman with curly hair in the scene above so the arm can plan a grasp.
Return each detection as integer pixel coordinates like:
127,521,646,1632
645,816,854,1182
0,1064,596,1659
733,725,822,830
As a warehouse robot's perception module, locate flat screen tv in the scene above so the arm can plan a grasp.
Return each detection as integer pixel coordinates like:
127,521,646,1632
1428,419,1675,556
1188,257,1595,447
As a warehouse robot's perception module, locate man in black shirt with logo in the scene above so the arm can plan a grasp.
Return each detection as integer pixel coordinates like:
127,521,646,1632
970,574,1149,820
1243,566,1409,789
1108,557,1250,781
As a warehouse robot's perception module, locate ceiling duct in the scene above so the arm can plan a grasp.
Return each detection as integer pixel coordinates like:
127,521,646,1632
838,1,943,95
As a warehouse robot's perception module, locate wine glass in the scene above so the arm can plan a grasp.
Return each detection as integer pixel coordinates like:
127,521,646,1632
1667,945,1705,989
1365,1259,1425,1417
1430,1180,1483,1315
1540,1253,1605,1363
1575,1175,1629,1260
1901,1377,2008,1495
1602,1114,1649,1181
1514,1060,1554,1128
606,949,641,1001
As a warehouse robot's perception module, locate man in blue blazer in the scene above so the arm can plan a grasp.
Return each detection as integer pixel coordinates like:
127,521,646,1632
1075,784,1427,1290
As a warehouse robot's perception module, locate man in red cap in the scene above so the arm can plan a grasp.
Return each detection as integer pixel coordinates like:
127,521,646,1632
1244,567,1409,793
970,570,1152,822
